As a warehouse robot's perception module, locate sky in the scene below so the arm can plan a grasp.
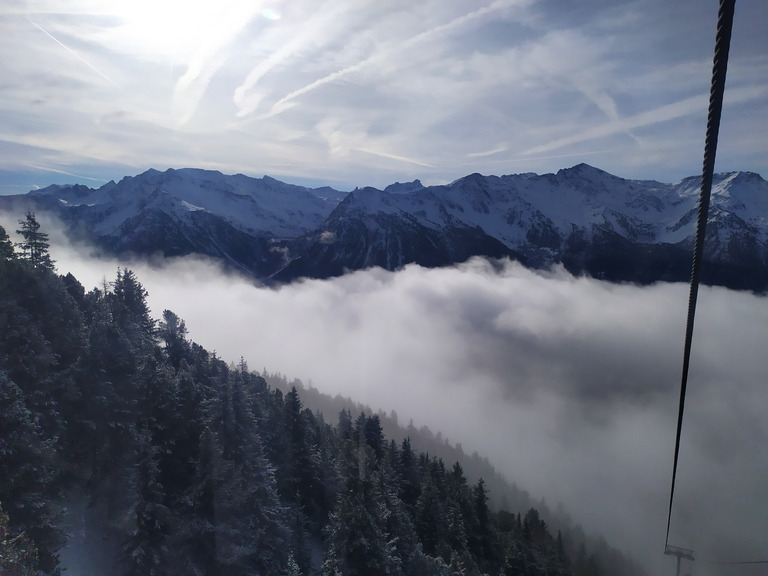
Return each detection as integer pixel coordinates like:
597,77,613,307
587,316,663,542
1,0,767,194
31,227,766,576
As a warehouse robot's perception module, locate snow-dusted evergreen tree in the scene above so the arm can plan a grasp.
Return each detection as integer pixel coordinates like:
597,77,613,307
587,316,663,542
157,309,190,369
123,428,170,576
416,468,444,556
280,387,315,505
379,444,421,574
0,372,64,574
283,551,303,576
322,442,402,576
111,268,155,351
445,462,471,555
469,478,496,570
398,437,421,510
195,370,289,574
0,502,38,576
0,224,15,260
15,212,54,271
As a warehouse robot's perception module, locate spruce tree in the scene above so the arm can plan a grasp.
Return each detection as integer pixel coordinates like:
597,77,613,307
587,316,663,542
323,444,401,576
15,212,54,271
0,372,64,574
0,502,39,576
281,387,320,521
157,309,190,369
199,371,289,574
123,428,170,576
111,268,155,347
337,409,353,441
398,438,420,509
469,478,496,570
0,224,15,260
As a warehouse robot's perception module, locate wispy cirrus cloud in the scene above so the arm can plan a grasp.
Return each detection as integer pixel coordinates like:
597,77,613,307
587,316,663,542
522,83,768,157
170,1,264,125
251,0,533,120
1,0,766,191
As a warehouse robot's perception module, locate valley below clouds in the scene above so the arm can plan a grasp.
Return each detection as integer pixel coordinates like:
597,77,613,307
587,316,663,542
39,223,768,576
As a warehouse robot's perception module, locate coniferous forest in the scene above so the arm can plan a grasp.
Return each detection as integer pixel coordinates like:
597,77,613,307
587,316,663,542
0,215,643,576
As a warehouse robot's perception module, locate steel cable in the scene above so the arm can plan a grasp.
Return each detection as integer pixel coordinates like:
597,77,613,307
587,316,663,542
665,0,736,550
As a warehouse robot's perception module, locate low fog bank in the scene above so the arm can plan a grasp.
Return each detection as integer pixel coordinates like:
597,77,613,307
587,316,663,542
3,211,766,575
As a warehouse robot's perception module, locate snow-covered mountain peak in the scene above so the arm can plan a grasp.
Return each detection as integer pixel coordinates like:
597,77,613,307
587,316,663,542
3,164,765,291
341,187,401,215
553,163,630,196
20,167,348,239
384,180,424,194
710,171,768,216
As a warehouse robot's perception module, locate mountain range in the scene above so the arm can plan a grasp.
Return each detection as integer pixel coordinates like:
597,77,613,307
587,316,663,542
1,164,766,291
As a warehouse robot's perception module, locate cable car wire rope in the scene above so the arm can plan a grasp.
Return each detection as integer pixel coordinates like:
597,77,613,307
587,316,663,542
664,0,735,553
663,0,768,567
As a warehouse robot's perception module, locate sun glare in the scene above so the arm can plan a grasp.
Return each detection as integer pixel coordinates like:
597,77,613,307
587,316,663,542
108,0,266,61
261,8,281,21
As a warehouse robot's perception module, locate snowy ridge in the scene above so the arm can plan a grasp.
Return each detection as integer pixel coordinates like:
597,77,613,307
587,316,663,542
2,164,767,290
278,163,768,288
329,163,767,251
30,168,341,239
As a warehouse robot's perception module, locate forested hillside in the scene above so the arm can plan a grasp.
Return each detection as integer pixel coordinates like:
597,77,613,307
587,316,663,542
0,215,643,576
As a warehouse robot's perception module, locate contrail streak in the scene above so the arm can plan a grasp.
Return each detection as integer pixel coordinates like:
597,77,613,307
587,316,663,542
25,16,123,91
26,163,108,182
260,0,526,119
521,83,767,156
355,147,435,168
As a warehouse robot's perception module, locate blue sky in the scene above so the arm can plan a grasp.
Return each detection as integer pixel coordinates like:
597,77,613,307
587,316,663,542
1,0,766,194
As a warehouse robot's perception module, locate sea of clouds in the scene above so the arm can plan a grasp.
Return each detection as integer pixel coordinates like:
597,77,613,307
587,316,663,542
3,210,767,575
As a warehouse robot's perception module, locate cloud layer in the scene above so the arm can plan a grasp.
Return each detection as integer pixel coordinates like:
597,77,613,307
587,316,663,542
1,0,767,193
26,214,766,576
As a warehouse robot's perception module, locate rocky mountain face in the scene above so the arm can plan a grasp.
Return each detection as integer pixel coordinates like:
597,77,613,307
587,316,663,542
2,164,766,291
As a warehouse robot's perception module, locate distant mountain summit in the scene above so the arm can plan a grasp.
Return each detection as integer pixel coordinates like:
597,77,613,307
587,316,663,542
10,168,343,276
2,164,767,291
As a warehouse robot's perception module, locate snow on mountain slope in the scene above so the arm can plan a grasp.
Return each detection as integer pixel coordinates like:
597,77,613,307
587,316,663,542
2,164,766,290
281,163,767,289
330,163,766,252
29,168,345,239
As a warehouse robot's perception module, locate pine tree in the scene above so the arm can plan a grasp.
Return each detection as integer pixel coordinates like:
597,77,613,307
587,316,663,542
415,473,443,556
445,462,470,555
323,443,402,576
123,428,170,576
157,309,190,369
0,224,15,260
162,361,205,508
284,551,303,576
0,372,64,574
364,414,385,460
398,438,420,510
337,408,353,441
469,478,497,571
0,502,38,576
379,451,420,574
111,268,155,347
197,372,289,574
281,387,313,501
15,212,54,271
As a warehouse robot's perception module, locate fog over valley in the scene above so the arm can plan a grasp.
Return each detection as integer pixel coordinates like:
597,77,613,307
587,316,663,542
23,212,766,576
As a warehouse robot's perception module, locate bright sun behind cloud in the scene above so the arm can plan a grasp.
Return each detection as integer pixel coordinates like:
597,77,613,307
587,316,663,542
106,0,268,61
